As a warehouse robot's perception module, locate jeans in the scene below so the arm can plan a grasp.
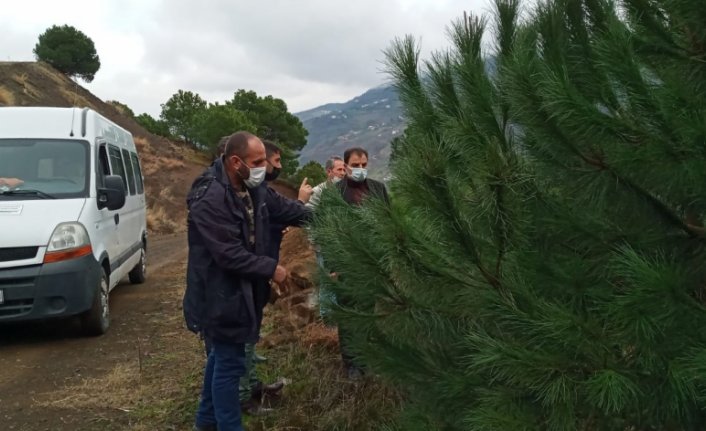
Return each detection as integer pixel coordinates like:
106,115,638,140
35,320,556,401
196,340,247,431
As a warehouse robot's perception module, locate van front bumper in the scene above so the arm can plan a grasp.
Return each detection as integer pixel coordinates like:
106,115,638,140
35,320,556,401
0,254,101,322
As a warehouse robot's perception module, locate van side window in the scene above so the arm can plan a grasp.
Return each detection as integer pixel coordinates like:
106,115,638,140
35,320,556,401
107,145,127,191
121,148,137,196
97,145,110,188
130,152,144,195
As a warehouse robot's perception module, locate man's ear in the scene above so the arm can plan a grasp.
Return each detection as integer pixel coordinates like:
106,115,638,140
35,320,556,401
229,155,242,171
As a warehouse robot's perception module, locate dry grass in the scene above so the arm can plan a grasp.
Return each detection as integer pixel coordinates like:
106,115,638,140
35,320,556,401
146,204,179,234
36,363,141,411
133,136,152,153
35,265,206,430
60,86,95,109
0,86,15,105
141,155,185,176
158,187,175,202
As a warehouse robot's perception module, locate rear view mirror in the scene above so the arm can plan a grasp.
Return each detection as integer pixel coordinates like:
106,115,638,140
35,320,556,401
98,175,126,210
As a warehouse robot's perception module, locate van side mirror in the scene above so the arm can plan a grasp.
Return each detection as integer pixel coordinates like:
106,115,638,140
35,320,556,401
98,175,126,210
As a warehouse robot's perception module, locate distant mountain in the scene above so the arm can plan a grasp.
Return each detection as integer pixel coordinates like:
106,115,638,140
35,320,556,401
296,85,405,179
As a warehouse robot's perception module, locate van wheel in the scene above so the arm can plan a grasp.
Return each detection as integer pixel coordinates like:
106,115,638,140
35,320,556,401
81,268,110,336
129,246,146,284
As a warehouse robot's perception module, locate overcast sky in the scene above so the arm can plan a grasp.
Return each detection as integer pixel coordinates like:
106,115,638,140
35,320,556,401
2,0,488,117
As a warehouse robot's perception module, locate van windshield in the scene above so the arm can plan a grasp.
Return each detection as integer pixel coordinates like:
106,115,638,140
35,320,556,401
0,139,90,200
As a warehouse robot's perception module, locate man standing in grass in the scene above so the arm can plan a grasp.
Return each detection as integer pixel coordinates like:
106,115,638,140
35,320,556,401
184,132,310,431
237,140,313,416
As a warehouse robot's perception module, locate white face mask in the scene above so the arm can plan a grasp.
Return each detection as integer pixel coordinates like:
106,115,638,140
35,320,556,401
349,168,367,182
331,176,343,184
244,166,267,188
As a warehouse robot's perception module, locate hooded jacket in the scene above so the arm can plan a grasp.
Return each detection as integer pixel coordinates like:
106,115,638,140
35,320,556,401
183,158,309,343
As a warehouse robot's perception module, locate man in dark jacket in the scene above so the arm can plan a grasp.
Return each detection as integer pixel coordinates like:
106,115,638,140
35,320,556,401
337,147,389,206
184,132,309,431
236,140,314,414
334,147,389,379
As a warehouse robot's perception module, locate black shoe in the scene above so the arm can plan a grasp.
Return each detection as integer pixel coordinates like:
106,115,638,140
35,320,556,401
251,380,285,400
241,399,274,416
193,424,217,431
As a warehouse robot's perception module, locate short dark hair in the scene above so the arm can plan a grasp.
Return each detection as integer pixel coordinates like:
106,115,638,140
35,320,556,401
343,147,368,164
223,131,257,159
263,140,282,157
325,156,343,171
217,135,230,156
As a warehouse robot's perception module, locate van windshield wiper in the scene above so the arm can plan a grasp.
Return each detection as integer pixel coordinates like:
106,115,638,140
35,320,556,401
0,189,56,199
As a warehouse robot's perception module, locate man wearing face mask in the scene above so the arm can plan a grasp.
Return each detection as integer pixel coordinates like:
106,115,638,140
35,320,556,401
233,141,313,416
305,155,346,209
184,132,310,431
333,147,389,379
338,147,389,206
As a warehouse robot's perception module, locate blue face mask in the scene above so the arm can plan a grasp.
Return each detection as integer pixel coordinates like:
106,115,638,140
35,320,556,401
349,168,367,182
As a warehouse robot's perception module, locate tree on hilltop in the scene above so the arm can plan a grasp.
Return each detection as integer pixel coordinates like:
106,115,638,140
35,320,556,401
33,25,101,82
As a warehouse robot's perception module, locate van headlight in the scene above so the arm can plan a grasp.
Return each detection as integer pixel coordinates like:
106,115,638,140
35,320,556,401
44,222,93,263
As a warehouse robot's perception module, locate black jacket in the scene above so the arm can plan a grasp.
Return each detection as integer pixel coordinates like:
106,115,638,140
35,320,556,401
184,158,309,343
337,177,389,206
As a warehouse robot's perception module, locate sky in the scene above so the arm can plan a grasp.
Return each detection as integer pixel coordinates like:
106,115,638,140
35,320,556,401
2,0,488,117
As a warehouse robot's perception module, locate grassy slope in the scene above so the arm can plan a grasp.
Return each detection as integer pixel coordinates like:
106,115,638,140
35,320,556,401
39,230,401,431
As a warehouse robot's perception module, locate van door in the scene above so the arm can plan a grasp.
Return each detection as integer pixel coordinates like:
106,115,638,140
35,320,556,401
119,147,143,270
105,144,140,285
95,143,121,286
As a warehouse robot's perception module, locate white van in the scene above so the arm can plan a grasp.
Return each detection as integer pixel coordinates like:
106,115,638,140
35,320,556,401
0,107,147,335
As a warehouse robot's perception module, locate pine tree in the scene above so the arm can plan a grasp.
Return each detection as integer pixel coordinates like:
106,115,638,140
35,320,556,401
311,0,706,429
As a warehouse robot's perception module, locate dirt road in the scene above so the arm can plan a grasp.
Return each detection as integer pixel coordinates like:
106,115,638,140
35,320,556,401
0,233,188,431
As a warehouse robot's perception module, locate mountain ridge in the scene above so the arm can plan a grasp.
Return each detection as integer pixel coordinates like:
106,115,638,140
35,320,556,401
295,84,404,178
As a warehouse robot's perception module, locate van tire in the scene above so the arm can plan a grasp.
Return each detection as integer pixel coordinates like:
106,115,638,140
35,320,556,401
81,268,110,336
129,245,147,284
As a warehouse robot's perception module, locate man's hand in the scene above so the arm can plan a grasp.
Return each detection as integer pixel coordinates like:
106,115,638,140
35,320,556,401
298,177,313,203
273,265,288,284
0,178,24,188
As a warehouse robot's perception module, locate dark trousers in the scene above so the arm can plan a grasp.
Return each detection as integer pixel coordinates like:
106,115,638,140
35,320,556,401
204,338,258,402
196,339,246,431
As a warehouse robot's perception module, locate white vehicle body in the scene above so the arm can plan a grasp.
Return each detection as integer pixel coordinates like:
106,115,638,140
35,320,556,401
0,107,147,334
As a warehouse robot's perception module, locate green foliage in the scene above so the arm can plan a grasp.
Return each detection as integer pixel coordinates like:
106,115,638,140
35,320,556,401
228,89,308,152
311,0,706,429
194,103,257,156
33,24,101,82
160,90,207,144
156,89,305,172
278,146,300,178
291,160,326,188
135,113,172,138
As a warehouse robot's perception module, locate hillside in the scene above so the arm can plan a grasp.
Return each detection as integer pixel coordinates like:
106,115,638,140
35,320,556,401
296,85,405,178
0,61,209,234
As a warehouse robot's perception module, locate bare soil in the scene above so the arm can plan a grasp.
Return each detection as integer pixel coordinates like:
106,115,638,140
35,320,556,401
0,233,188,431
